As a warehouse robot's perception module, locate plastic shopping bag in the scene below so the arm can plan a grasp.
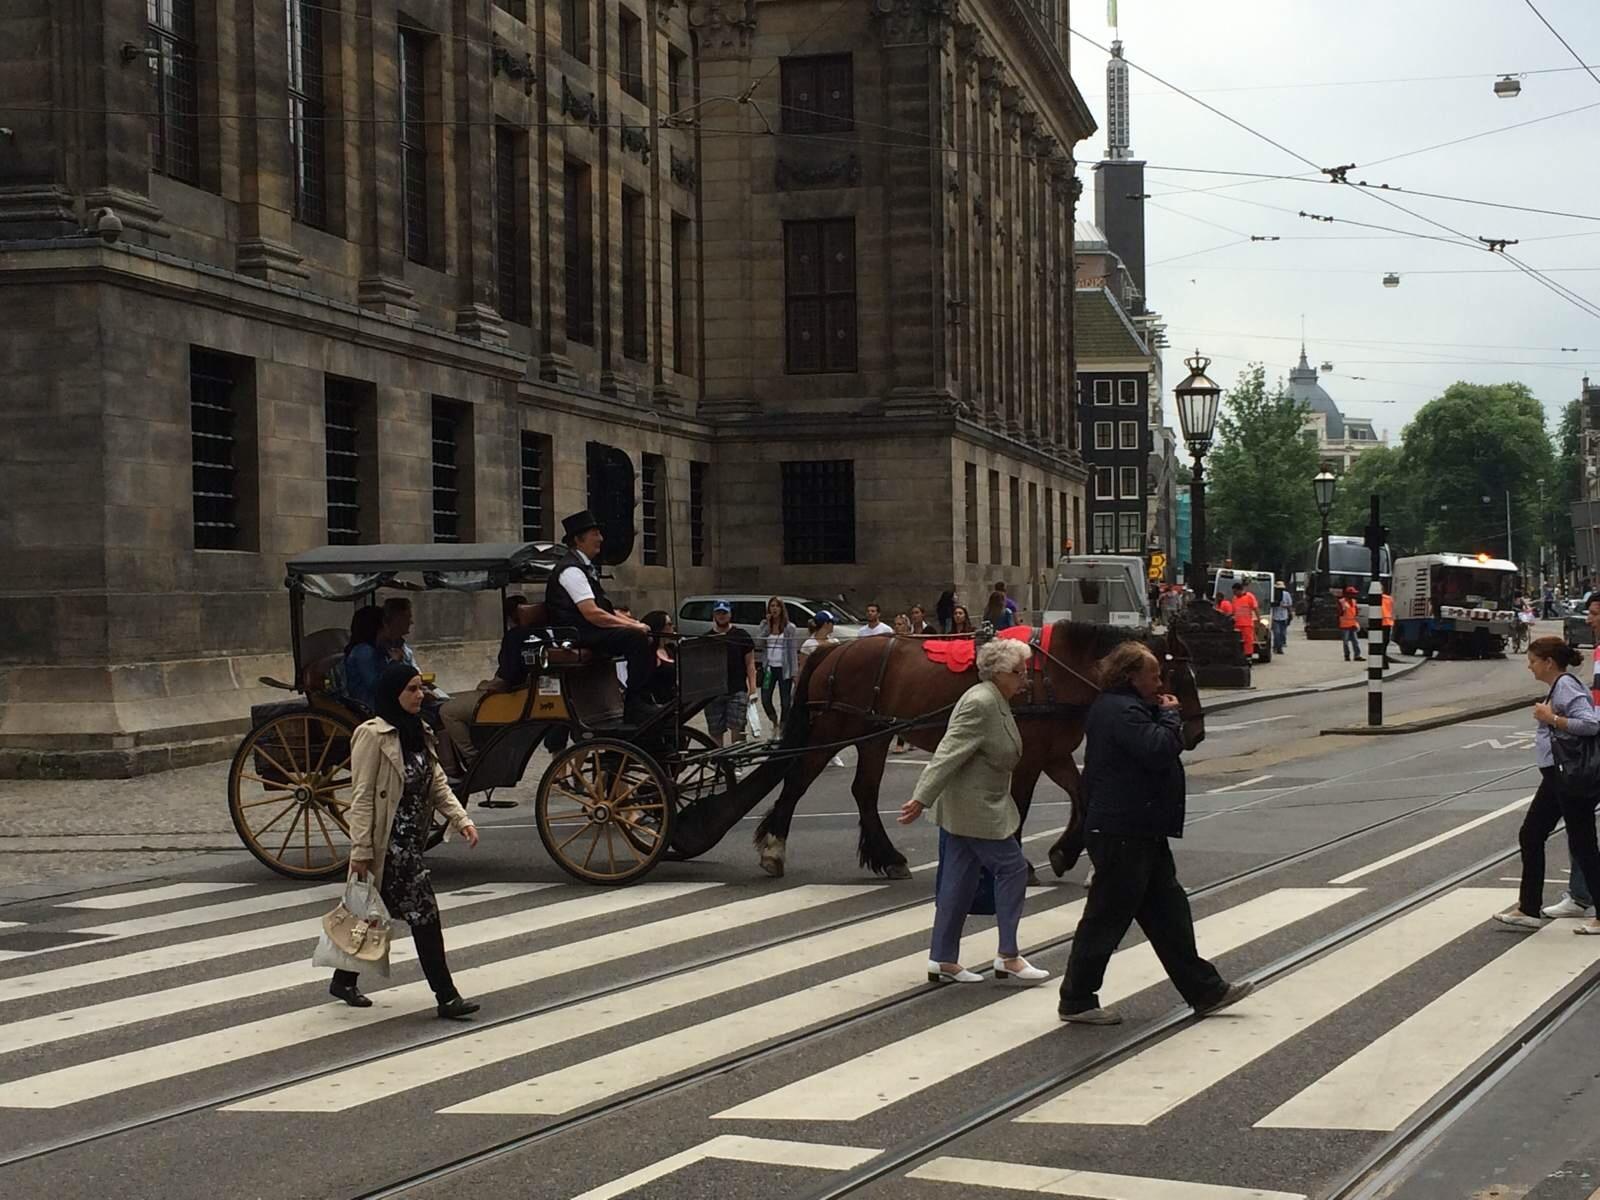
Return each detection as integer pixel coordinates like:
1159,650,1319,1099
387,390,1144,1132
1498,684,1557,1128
747,696,764,741
312,876,393,977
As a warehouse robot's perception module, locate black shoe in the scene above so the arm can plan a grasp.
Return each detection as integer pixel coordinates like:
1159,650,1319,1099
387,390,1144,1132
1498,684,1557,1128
330,981,372,1008
1195,979,1254,1016
437,995,480,1020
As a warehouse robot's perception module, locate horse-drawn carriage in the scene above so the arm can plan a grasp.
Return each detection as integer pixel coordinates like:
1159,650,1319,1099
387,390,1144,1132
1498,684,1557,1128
229,542,736,886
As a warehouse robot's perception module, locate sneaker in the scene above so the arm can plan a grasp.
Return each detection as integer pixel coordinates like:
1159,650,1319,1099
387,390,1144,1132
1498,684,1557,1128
1492,907,1547,931
1196,979,1255,1016
1059,1005,1123,1025
1542,894,1593,919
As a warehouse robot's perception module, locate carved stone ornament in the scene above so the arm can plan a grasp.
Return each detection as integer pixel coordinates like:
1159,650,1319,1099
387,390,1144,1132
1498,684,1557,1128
492,37,536,95
871,0,954,47
775,153,862,190
560,78,601,127
953,16,980,57
1068,174,1083,205
619,118,652,162
655,0,679,19
670,146,698,186
977,54,1002,103
690,0,756,56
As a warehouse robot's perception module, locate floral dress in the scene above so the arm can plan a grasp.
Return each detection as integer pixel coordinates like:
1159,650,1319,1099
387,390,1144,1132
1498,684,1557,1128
380,747,440,926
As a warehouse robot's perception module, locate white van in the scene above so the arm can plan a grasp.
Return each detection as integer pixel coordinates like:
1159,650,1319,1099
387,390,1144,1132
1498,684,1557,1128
1211,567,1275,664
676,595,866,641
1041,557,1151,628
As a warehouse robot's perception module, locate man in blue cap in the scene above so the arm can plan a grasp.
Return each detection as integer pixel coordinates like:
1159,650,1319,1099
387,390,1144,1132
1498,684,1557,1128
545,510,659,723
705,599,756,745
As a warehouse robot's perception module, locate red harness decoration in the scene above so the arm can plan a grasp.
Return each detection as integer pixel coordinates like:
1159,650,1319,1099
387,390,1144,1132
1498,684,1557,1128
921,624,1051,673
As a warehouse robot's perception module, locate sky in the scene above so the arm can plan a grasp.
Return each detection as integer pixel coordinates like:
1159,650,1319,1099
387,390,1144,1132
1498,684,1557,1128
1068,0,1600,442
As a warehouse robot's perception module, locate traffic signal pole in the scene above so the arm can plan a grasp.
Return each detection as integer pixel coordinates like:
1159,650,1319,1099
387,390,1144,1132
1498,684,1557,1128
1365,494,1388,726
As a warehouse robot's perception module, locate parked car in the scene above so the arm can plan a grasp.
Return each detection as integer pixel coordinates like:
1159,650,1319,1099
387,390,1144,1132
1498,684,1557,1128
677,595,865,641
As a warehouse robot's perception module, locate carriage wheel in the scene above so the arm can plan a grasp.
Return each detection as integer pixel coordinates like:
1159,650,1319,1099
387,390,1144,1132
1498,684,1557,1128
657,726,737,862
536,739,674,885
228,710,356,880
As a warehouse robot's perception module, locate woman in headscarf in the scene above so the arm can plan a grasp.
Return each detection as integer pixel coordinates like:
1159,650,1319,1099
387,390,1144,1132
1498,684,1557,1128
332,661,482,1016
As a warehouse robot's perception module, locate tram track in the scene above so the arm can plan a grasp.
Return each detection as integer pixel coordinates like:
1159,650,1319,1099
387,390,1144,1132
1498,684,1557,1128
0,760,1537,1181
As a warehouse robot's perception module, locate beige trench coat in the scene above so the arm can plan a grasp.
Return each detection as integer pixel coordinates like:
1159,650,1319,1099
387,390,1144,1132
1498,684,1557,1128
347,718,473,893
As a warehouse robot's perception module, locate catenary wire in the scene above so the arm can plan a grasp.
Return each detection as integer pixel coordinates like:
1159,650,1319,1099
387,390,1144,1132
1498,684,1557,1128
1522,0,1600,89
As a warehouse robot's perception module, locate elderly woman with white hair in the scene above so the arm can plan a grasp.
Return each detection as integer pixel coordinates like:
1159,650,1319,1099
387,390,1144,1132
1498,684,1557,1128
899,637,1048,985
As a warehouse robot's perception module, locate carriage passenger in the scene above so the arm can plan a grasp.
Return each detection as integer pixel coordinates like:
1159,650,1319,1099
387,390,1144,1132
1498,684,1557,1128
898,638,1049,987
341,605,386,710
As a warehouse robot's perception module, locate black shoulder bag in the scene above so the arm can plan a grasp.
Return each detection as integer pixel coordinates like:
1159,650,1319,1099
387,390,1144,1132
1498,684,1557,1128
1549,674,1600,792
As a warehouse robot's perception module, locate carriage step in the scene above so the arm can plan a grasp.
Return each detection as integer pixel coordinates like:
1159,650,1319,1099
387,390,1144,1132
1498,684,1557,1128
476,799,519,809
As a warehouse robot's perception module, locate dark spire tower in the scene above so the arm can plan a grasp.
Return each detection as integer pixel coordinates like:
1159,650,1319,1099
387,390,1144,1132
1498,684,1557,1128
1094,39,1146,313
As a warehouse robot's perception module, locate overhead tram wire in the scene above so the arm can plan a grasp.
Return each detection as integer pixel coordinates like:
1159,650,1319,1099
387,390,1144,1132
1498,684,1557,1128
1523,0,1600,89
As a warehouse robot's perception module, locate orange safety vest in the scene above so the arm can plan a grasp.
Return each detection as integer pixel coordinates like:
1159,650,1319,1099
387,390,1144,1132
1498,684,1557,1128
1337,598,1359,630
1381,594,1394,628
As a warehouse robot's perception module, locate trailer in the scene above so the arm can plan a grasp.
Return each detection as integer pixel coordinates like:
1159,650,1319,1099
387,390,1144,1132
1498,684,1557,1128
1391,552,1519,659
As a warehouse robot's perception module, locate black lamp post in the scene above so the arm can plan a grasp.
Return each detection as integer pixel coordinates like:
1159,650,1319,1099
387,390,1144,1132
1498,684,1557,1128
1313,468,1336,594
1174,352,1222,592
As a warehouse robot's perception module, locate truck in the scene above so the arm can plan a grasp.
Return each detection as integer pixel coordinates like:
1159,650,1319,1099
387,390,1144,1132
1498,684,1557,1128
1041,556,1151,629
1391,553,1519,659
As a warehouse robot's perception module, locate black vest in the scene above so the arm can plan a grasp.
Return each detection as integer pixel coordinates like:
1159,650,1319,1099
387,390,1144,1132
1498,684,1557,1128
545,549,614,631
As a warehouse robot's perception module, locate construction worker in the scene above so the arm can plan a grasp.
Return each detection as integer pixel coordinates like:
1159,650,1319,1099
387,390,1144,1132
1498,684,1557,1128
1381,589,1395,665
1229,582,1259,659
1339,586,1364,662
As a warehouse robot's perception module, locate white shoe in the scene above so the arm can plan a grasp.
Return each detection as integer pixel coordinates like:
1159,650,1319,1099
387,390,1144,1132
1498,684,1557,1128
993,956,1050,985
1542,894,1593,919
927,961,982,984
1492,908,1547,930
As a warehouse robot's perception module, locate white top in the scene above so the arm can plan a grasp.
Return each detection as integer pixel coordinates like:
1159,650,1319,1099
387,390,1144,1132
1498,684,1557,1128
765,636,786,667
859,621,894,637
557,550,596,606
801,637,830,658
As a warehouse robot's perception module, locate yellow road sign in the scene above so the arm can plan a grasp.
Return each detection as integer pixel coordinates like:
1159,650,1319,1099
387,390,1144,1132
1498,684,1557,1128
1148,552,1167,580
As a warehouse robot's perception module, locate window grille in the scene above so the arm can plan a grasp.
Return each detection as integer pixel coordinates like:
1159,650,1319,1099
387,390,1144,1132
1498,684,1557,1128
520,431,547,542
781,460,855,564
324,381,362,544
399,28,430,264
288,0,327,227
191,351,242,549
432,402,462,543
689,460,707,566
147,0,199,183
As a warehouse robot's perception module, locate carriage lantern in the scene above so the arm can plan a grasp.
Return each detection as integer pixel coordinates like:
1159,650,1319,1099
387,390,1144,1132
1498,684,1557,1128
1174,352,1222,590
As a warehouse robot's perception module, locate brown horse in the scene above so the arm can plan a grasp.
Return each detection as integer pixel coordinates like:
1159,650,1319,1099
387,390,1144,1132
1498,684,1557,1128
666,623,1203,878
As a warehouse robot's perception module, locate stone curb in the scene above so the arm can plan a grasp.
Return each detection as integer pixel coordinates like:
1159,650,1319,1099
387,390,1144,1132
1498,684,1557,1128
1321,692,1539,737
1202,655,1429,715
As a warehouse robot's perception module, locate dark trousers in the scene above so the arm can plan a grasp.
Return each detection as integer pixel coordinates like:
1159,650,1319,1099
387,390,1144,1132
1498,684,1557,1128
1517,766,1600,917
761,668,792,726
1060,834,1226,1014
578,626,655,702
333,917,458,1002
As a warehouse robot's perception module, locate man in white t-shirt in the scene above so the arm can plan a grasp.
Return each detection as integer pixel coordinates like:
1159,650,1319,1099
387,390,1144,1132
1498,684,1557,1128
859,603,894,637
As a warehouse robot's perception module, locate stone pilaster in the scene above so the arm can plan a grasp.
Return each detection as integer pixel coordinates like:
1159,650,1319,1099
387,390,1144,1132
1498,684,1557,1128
450,1,506,345
234,0,308,282
355,0,417,319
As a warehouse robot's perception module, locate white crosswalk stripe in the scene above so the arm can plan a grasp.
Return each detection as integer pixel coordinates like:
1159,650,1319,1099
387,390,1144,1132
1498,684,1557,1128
60,881,257,910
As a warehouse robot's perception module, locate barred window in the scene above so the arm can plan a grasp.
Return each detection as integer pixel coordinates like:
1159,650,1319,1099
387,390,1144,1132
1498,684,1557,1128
964,462,979,564
520,431,550,541
622,188,647,360
287,0,326,227
147,0,200,183
431,398,473,543
190,349,256,551
641,453,664,565
619,8,645,101
399,27,431,264
689,460,707,566
324,381,362,544
781,460,855,564
671,215,692,374
987,469,1001,565
495,125,530,323
564,161,595,344
561,0,590,60
780,55,853,133
784,219,857,374
1009,476,1021,567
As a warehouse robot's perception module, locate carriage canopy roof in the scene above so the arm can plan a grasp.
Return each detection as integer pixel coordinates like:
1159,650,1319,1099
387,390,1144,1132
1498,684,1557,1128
285,542,563,599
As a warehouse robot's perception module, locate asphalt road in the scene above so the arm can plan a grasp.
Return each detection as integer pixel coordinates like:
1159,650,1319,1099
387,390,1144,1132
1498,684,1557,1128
0,650,1593,1200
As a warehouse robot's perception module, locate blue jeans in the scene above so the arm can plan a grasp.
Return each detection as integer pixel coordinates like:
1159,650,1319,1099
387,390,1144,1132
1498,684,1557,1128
1342,628,1363,659
931,831,1029,962
1571,863,1592,906
1272,617,1289,653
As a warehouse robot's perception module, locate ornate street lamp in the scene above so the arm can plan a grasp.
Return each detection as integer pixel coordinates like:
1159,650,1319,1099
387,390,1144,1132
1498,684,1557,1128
1174,351,1222,591
1313,468,1337,597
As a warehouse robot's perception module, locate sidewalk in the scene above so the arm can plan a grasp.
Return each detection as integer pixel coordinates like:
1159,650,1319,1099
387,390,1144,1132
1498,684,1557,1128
1196,626,1421,707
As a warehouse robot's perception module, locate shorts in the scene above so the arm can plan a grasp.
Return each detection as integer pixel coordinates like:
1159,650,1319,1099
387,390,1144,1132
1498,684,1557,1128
704,692,749,737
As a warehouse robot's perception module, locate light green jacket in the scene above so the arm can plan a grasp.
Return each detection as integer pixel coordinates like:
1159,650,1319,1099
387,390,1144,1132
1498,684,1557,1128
911,680,1023,841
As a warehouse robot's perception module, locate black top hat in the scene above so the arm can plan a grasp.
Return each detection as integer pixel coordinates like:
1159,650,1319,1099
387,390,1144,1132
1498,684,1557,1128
561,510,603,544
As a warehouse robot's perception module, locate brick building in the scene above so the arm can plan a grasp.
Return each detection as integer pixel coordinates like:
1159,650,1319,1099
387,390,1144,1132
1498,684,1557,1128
1073,284,1153,556
0,0,1094,774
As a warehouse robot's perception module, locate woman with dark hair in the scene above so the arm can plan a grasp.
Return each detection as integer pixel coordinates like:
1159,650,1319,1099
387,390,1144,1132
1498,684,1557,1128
982,590,1014,631
949,605,975,636
342,605,387,710
1494,636,1600,934
641,610,677,705
334,661,482,1014
935,590,957,634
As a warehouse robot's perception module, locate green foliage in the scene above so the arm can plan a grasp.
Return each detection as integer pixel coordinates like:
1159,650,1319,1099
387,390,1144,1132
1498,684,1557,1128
1205,364,1321,574
1327,445,1424,555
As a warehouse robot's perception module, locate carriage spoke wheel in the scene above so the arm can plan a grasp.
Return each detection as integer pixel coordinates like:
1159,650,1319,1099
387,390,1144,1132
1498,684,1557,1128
654,726,737,862
536,739,673,885
228,710,356,880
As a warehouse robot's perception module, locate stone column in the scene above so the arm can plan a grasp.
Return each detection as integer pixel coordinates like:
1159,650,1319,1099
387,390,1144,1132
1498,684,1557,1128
950,19,980,417
975,52,1001,432
355,0,418,319
999,82,1021,437
449,1,507,345
234,0,309,283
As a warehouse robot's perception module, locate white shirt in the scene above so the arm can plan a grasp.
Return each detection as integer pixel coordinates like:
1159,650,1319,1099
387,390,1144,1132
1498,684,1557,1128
860,621,894,637
557,550,597,606
765,634,786,667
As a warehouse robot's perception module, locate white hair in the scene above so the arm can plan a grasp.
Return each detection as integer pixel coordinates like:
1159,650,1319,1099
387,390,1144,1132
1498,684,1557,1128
976,637,1031,682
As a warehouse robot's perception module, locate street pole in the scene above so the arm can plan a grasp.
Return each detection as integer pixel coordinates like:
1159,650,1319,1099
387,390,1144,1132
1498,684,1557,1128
1505,490,1514,564
1365,493,1388,727
1318,511,1331,602
1189,454,1208,592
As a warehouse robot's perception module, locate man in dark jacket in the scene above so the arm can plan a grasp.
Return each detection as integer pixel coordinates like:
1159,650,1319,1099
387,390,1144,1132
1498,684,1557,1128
1058,642,1253,1025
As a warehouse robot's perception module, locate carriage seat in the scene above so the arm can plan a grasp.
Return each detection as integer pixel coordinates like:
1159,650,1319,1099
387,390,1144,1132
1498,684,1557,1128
298,628,349,693
514,603,593,667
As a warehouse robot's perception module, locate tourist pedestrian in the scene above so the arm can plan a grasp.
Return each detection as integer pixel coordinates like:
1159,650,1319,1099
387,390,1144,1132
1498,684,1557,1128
800,611,837,664
757,596,803,730
1059,642,1254,1024
860,604,894,637
949,604,975,635
1271,580,1293,655
935,590,957,634
1338,586,1364,661
341,605,386,710
705,600,756,745
899,638,1048,986
333,661,481,1017
908,604,935,636
994,581,1019,616
983,589,1015,631
1548,595,1600,916
1494,636,1600,934
1543,582,1557,620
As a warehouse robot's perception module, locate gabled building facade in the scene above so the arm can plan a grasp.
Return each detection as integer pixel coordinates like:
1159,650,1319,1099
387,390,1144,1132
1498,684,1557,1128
1075,285,1154,556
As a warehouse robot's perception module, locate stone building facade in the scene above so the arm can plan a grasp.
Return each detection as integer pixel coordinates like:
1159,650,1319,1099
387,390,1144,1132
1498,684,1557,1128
0,0,1093,774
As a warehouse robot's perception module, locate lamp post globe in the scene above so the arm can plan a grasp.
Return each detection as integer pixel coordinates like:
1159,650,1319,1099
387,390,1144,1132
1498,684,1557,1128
1174,352,1221,590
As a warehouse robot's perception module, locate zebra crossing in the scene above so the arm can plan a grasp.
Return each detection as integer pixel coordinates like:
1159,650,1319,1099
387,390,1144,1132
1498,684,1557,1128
2,838,1597,1200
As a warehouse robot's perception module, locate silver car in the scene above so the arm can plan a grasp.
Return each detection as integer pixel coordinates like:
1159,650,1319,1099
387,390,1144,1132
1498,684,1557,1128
676,595,866,641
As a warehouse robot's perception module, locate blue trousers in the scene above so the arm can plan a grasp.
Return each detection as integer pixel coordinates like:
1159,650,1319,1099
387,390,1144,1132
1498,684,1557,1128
1272,617,1289,654
1341,628,1363,659
931,831,1029,963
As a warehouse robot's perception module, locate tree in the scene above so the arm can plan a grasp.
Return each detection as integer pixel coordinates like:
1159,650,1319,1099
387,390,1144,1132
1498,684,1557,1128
1205,364,1321,576
1327,444,1425,556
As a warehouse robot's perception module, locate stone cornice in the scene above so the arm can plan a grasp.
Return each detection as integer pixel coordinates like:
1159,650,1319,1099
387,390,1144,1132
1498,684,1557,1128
979,0,1096,142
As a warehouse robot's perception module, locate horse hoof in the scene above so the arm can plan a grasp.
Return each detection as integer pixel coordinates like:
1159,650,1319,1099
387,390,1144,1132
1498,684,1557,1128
884,863,913,880
759,857,785,878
